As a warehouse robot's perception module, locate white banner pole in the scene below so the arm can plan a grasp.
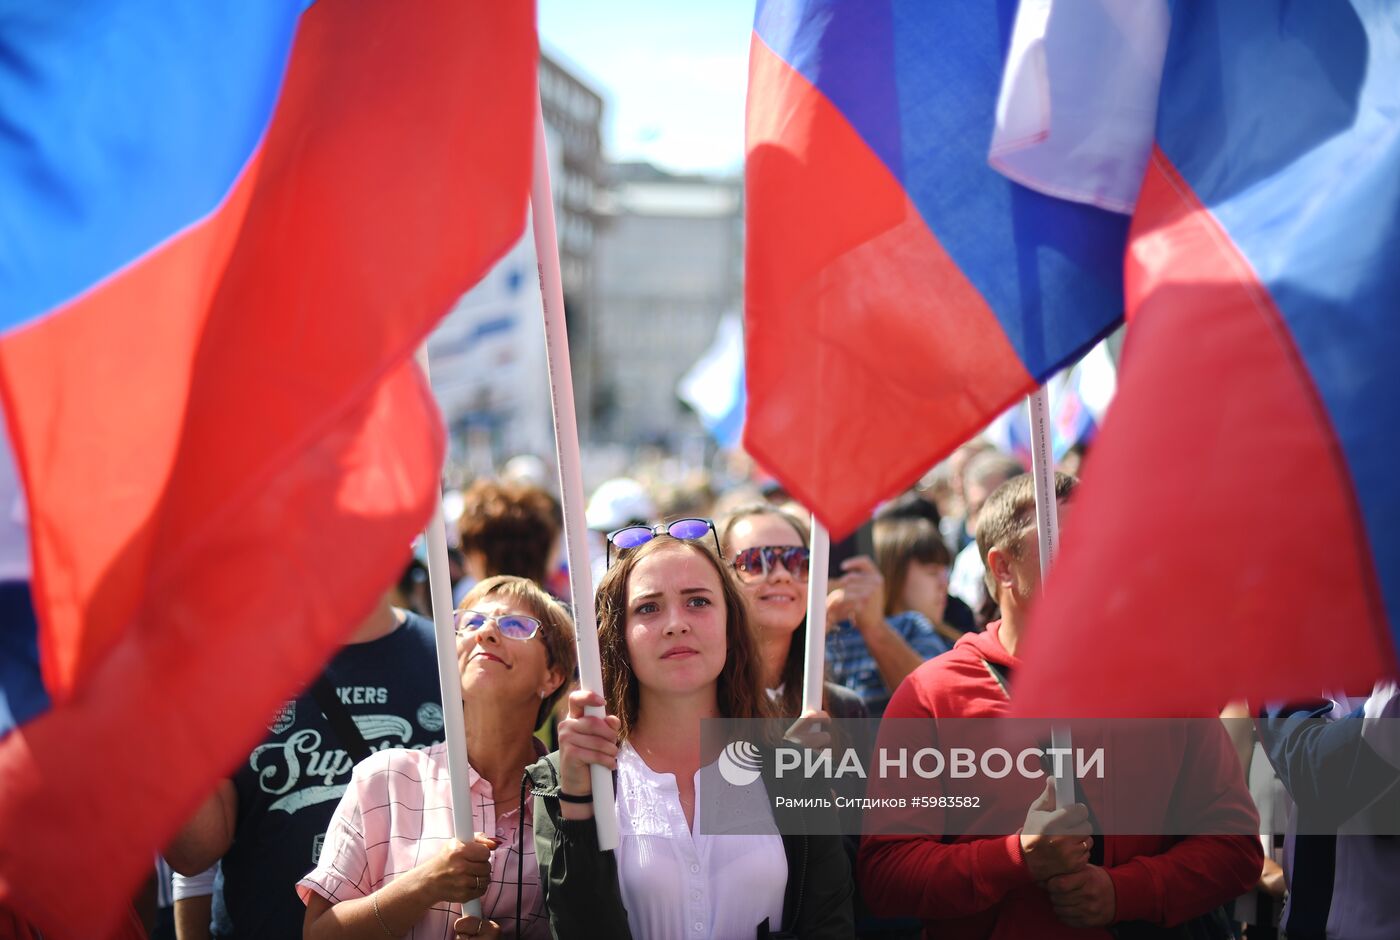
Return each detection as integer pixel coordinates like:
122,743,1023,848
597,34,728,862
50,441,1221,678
530,96,619,850
802,515,830,715
416,348,483,919
1027,386,1075,808
1027,387,1061,571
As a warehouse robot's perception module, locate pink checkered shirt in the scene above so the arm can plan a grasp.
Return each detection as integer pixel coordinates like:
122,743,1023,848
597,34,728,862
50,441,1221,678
297,742,548,938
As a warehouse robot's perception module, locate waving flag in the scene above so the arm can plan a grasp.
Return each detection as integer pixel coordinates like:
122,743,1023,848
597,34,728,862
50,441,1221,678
1015,0,1400,716
743,0,1127,536
678,313,747,449
983,338,1117,465
0,1,535,934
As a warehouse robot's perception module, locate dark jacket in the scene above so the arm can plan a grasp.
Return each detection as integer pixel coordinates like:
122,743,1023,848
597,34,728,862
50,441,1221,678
1257,700,1400,940
526,749,854,939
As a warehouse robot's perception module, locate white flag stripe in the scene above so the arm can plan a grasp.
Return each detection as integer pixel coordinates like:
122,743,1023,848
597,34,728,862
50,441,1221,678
1074,338,1118,423
990,0,1170,215
678,312,746,448
0,414,30,582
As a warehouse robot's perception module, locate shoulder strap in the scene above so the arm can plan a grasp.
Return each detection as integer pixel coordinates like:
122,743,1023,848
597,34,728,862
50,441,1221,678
309,674,373,763
980,657,1012,700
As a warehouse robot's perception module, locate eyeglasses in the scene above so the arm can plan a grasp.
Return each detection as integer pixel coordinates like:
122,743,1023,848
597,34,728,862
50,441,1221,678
455,610,542,640
732,545,811,582
606,517,721,566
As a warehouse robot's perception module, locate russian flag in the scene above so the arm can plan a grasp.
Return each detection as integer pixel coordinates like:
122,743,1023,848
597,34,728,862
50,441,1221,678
744,0,1127,537
982,339,1117,467
1014,1,1400,715
0,1,535,934
678,313,747,450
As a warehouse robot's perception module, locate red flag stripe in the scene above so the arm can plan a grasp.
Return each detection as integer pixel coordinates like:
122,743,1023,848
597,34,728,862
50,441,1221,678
744,33,1031,536
0,1,535,933
1015,148,1394,718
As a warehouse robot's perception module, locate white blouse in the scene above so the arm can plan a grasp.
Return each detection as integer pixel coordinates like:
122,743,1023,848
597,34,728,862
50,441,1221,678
615,743,787,940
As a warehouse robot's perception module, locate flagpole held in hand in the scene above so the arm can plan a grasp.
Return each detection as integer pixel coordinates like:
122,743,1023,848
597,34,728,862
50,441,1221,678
531,96,620,850
416,347,484,920
1027,386,1075,809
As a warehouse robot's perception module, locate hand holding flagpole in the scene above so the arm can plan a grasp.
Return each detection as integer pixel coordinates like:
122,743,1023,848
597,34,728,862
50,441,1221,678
531,97,620,850
416,348,484,920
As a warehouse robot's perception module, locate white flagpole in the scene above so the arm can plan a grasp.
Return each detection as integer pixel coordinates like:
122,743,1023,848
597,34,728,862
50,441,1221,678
1027,386,1075,808
531,96,620,850
802,515,831,714
416,348,483,920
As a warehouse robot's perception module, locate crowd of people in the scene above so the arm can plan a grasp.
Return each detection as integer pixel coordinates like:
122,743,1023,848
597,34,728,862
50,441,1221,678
140,441,1397,940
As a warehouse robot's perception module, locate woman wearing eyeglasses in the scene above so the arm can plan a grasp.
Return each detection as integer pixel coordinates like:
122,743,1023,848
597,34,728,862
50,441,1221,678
527,527,854,939
299,576,575,940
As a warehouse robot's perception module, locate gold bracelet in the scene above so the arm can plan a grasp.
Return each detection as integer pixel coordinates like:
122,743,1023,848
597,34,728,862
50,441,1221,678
371,891,395,938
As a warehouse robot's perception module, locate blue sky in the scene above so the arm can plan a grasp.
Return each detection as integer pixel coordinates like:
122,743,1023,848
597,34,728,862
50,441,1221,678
539,0,753,175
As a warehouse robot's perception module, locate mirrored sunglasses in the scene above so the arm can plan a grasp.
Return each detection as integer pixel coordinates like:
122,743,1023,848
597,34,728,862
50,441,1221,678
732,545,811,582
606,517,721,566
454,610,542,640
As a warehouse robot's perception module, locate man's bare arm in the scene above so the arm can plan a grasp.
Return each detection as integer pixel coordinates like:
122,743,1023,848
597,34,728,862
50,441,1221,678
165,779,237,875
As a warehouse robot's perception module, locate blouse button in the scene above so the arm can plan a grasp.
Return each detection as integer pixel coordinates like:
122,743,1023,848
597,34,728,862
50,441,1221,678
694,923,703,931
690,864,699,873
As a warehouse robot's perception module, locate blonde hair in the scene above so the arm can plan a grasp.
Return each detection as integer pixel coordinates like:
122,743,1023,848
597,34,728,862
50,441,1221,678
975,472,1077,597
459,575,577,728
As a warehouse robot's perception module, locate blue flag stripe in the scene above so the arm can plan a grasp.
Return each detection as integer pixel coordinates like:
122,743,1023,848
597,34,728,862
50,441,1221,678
1157,0,1400,645
0,1,302,329
752,0,1127,379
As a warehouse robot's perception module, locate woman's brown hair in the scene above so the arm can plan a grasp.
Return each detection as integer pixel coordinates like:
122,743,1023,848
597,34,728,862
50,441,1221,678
874,516,951,617
458,575,577,729
594,536,772,741
457,480,560,586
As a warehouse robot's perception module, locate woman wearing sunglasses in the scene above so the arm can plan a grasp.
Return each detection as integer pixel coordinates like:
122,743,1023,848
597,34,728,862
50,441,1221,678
527,526,853,939
300,576,575,940
718,504,869,729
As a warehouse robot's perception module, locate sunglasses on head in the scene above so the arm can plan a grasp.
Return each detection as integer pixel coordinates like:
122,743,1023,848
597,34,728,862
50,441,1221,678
455,609,542,640
732,545,811,582
606,517,721,566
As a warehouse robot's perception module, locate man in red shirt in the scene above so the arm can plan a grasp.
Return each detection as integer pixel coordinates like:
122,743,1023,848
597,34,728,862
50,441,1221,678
858,472,1261,938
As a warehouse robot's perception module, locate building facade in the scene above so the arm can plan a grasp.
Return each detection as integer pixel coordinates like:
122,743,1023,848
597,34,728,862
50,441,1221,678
426,52,606,469
592,161,743,445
